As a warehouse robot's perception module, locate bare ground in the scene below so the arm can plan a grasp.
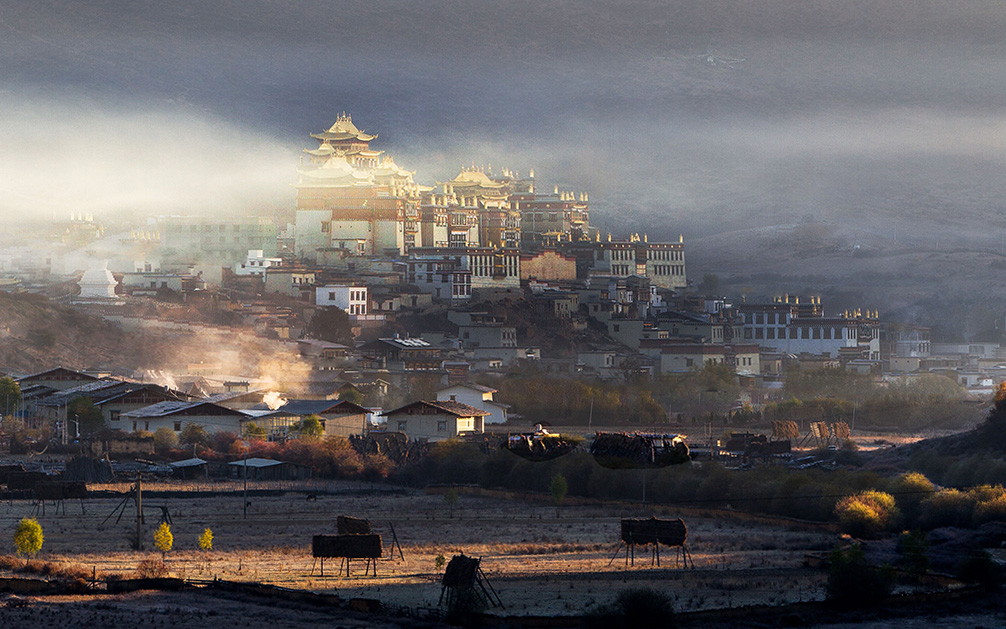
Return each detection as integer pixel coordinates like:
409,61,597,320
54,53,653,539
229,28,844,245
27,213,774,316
0,480,835,619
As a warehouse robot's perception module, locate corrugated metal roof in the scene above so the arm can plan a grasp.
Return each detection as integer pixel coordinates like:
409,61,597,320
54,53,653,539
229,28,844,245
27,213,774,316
228,458,282,468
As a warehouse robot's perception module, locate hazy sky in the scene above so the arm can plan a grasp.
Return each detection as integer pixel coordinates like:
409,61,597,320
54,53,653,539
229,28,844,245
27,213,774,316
3,1,1005,240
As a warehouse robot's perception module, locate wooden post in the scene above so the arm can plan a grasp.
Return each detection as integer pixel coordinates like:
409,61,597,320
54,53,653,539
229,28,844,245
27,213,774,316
135,477,143,551
243,458,248,519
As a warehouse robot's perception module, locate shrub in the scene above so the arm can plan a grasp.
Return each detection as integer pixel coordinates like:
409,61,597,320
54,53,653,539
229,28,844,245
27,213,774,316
550,473,568,517
589,587,676,628
13,518,43,560
361,453,393,481
153,427,179,454
834,491,898,537
896,530,930,577
826,544,893,606
891,472,935,524
919,488,974,529
134,559,169,579
974,493,1006,525
956,550,1002,590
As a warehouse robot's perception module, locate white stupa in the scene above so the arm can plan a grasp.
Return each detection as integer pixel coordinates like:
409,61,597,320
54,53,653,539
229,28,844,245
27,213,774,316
78,264,118,300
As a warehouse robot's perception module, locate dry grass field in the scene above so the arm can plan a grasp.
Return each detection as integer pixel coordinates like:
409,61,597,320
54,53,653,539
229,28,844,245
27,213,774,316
0,479,837,619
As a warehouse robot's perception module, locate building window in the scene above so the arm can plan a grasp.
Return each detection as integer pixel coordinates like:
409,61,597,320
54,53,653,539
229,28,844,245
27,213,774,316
109,411,120,422
437,421,447,432
397,421,407,431
174,421,182,431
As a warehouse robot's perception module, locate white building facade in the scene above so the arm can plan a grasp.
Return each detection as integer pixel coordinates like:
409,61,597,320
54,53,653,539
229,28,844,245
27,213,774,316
316,284,369,316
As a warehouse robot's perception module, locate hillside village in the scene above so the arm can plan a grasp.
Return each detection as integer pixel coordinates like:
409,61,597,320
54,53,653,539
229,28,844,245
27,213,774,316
0,115,997,459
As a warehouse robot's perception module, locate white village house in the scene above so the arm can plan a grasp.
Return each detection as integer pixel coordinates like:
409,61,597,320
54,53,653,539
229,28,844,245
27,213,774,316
435,383,510,424
121,400,250,435
381,400,489,442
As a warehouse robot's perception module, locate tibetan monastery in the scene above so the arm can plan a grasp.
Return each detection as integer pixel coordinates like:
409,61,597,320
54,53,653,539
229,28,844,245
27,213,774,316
295,114,430,260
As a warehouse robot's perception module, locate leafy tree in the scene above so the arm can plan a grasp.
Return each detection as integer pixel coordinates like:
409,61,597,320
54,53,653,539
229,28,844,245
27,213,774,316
550,473,568,517
211,431,240,453
981,382,1006,447
444,488,459,518
434,554,446,571
179,423,211,448
0,377,22,415
891,472,935,524
826,543,893,606
153,427,179,454
697,273,720,295
154,285,182,302
292,415,323,439
13,518,43,562
198,528,213,552
338,389,364,405
68,396,105,436
305,307,354,345
243,422,267,441
154,522,173,560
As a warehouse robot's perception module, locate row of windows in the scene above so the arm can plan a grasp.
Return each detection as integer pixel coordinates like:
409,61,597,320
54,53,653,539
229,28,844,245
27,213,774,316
651,265,684,276
746,312,788,324
649,249,683,261
745,326,852,340
203,236,266,244
186,224,270,232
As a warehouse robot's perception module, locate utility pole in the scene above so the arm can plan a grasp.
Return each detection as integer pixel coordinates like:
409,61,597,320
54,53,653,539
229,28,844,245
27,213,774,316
135,476,143,550
243,445,249,519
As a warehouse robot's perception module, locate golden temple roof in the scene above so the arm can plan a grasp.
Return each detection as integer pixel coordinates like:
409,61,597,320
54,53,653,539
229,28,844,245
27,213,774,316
311,113,377,142
296,154,374,186
446,167,504,189
303,141,336,156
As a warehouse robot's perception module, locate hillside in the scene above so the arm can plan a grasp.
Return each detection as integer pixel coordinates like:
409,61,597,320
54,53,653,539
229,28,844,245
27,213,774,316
0,293,301,379
685,221,1006,340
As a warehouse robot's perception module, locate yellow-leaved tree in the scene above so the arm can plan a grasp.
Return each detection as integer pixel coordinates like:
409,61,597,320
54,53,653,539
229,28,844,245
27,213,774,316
13,518,43,564
198,527,213,552
153,522,173,560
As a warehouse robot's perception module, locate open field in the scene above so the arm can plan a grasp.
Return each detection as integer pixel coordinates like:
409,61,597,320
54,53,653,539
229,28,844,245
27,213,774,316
0,480,838,618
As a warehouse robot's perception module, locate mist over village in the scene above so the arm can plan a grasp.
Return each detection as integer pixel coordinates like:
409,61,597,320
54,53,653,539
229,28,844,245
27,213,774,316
2,1,1006,627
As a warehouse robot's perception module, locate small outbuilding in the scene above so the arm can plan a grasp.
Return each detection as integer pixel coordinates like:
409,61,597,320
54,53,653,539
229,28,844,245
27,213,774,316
169,457,208,480
227,457,312,481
